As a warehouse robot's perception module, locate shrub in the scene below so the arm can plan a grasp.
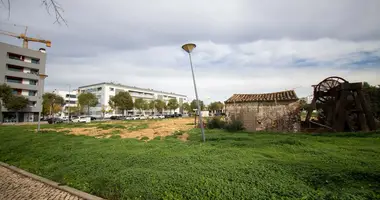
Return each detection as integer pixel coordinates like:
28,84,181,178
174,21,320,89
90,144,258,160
206,117,226,129
173,130,185,136
140,136,149,141
224,119,244,132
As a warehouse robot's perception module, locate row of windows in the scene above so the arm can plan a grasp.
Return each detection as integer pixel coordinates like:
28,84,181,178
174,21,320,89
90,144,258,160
8,53,40,64
12,89,38,97
7,64,39,74
80,87,102,93
65,94,77,98
5,76,38,85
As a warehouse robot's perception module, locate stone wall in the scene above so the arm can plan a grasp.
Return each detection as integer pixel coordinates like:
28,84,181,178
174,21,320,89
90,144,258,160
225,100,301,132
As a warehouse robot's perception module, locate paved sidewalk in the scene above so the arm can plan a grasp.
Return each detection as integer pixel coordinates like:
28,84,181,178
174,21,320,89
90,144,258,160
0,166,83,200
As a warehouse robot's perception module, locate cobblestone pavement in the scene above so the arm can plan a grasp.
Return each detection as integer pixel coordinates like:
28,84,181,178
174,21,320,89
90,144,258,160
0,166,83,200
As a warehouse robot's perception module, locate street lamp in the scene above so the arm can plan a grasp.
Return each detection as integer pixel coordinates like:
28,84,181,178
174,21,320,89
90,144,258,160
182,43,206,142
37,73,48,132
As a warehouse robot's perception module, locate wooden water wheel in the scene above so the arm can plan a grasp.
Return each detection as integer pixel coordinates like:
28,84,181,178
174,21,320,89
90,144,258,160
304,76,376,132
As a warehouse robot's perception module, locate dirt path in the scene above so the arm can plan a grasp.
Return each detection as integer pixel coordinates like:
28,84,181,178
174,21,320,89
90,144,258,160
0,166,83,200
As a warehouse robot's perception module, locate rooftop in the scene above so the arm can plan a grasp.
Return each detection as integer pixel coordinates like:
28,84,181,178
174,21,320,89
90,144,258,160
78,82,187,97
225,90,298,103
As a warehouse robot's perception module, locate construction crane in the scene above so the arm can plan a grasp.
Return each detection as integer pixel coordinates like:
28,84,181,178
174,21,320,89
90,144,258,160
0,28,51,48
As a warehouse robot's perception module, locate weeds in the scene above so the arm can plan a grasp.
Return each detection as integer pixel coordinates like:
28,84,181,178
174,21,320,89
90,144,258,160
127,124,149,131
0,125,379,199
97,124,126,130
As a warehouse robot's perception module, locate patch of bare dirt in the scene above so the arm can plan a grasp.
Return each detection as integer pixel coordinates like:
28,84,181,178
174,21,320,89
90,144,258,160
40,118,194,140
119,118,194,140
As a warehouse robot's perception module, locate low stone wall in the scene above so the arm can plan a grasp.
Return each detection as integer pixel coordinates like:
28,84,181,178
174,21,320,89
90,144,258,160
226,101,301,132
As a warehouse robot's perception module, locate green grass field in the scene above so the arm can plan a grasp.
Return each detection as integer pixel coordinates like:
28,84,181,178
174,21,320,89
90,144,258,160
0,124,379,199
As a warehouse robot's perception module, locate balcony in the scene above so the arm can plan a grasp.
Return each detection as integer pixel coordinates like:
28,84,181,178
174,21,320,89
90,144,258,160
130,93,154,99
6,82,39,91
6,58,43,71
5,70,40,80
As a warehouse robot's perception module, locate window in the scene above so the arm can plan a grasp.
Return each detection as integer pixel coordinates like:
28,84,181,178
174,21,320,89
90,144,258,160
28,101,37,107
97,87,102,91
8,53,40,64
8,53,22,61
7,65,23,72
28,91,37,96
12,89,22,95
110,87,114,91
30,69,39,74
29,80,38,85
31,58,40,64
6,76,22,84
65,94,76,98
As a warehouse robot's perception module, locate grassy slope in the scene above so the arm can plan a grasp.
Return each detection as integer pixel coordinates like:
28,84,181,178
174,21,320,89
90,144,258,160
0,125,379,200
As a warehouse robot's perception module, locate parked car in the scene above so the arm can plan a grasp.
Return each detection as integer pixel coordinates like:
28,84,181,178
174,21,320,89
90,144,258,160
131,115,140,120
110,116,120,120
149,115,158,119
47,118,63,124
173,113,182,117
156,115,165,119
125,115,133,120
139,115,147,120
71,116,91,123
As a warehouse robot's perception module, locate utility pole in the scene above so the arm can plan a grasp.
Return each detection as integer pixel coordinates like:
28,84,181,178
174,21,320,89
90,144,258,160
68,84,71,122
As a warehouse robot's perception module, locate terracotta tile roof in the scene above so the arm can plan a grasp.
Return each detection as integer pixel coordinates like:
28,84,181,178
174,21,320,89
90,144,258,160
225,90,298,103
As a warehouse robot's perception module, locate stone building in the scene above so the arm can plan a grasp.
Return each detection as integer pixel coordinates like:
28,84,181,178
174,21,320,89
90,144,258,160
225,90,301,132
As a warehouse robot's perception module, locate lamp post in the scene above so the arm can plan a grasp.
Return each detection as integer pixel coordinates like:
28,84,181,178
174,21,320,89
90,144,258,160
182,43,206,142
37,73,48,132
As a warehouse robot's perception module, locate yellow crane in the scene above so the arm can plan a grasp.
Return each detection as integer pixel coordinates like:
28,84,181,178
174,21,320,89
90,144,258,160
0,28,51,48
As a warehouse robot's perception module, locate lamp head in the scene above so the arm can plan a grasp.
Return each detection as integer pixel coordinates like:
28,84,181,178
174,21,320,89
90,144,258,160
182,43,196,53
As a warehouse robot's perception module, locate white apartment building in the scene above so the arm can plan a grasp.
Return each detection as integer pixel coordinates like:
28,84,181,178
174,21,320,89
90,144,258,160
52,90,78,117
77,82,188,117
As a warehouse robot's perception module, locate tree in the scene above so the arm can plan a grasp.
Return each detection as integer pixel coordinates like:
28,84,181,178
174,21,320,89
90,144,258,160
190,99,205,111
42,93,64,117
154,99,166,113
69,106,81,116
78,93,98,115
1,0,67,25
134,98,145,114
101,105,108,119
208,101,224,112
109,91,133,116
182,102,191,114
167,98,179,114
148,100,155,114
142,100,149,114
0,84,13,123
4,95,28,123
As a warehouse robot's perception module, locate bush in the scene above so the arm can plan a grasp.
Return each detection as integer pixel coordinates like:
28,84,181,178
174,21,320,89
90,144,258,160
224,119,244,132
206,117,226,129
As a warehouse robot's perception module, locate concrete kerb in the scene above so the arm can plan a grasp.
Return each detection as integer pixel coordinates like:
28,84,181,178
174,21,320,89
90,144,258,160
0,161,105,200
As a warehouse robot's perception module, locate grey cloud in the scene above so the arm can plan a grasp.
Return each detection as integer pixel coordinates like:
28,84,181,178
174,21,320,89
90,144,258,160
2,0,380,103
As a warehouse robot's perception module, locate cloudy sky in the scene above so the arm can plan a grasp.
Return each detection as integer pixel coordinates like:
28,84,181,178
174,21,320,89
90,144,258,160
1,0,379,104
